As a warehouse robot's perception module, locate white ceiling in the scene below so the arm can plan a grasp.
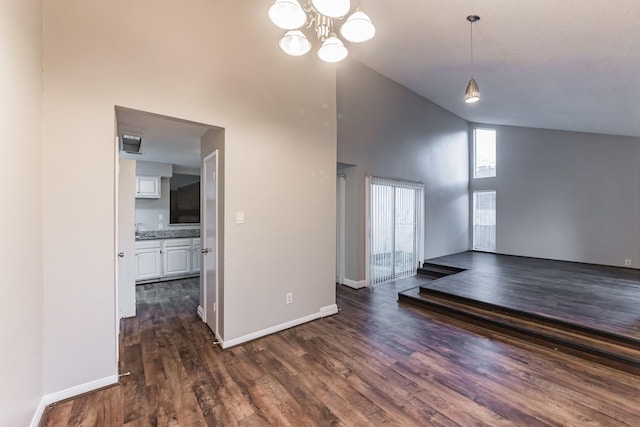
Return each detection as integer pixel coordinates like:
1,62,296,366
117,2,640,167
116,108,210,170
349,0,640,137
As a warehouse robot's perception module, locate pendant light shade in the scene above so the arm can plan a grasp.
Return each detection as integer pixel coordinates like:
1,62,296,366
464,15,481,103
465,78,480,103
279,30,312,56
312,0,351,18
340,10,376,43
317,33,348,62
269,0,307,30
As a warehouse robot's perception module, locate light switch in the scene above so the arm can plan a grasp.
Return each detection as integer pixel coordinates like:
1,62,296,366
158,213,163,220
236,211,245,224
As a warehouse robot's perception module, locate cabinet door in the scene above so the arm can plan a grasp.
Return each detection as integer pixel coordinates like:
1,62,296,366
192,243,201,273
164,245,192,276
135,176,161,198
136,248,162,281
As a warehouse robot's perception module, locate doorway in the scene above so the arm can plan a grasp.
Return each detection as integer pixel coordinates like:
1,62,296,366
114,107,222,350
365,175,424,286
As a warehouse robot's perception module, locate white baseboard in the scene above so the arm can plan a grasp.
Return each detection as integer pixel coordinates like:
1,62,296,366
30,375,119,427
197,305,205,321
343,278,367,289
30,399,47,427
221,304,339,349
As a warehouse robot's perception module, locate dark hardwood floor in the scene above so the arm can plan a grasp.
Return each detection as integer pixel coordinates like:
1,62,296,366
414,251,640,340
41,277,640,426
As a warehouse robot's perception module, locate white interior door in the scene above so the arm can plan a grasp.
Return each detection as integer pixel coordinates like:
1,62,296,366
202,151,217,336
117,158,137,318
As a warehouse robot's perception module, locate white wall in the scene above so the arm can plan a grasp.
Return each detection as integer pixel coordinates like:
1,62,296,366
42,0,336,394
337,60,470,282
0,0,44,425
471,124,640,267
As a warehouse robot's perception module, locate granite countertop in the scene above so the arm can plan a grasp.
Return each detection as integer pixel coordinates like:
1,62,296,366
136,229,201,241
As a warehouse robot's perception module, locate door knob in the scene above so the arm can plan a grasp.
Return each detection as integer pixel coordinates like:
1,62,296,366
118,252,125,257
201,248,211,254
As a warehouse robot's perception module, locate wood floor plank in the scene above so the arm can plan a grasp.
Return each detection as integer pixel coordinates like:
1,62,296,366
40,277,640,426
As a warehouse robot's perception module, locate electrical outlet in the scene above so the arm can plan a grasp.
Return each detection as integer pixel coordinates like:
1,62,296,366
286,292,293,304
624,259,631,266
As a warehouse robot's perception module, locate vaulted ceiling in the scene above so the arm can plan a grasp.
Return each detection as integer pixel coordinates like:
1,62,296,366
121,2,640,168
350,0,640,137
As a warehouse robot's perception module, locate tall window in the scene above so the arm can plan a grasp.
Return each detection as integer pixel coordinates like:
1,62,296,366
473,191,496,252
367,176,423,286
474,128,496,178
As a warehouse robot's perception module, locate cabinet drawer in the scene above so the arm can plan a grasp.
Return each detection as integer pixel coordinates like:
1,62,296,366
135,240,162,250
163,238,192,248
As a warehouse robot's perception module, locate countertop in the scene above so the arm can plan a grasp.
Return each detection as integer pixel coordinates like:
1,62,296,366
135,229,200,241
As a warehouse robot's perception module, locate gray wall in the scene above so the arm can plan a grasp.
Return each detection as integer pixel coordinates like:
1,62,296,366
338,60,470,282
471,124,640,268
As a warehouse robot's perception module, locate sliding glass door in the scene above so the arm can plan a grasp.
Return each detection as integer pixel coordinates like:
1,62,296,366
367,176,423,286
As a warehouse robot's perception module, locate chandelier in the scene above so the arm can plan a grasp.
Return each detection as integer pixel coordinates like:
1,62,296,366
268,0,376,63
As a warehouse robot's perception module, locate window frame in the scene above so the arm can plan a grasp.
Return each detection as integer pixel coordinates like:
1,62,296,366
473,127,497,179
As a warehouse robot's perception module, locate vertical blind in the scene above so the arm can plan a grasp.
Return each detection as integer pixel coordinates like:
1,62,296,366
367,175,423,286
473,190,496,251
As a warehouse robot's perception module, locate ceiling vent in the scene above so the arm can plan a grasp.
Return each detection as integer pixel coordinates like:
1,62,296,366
121,134,142,154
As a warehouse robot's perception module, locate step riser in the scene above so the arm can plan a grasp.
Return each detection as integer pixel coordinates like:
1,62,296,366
399,293,640,376
418,287,640,351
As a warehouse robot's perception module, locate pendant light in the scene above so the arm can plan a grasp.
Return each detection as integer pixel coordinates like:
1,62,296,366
268,0,307,30
317,32,348,62
312,0,351,18
465,15,480,104
340,9,376,42
279,30,312,56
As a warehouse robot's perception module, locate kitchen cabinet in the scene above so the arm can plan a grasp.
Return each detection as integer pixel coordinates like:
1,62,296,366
135,237,200,283
163,239,192,277
135,241,162,281
135,176,161,198
192,238,201,273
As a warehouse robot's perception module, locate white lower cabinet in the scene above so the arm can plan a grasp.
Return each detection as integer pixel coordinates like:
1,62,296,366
135,241,162,281
163,239,192,277
135,237,200,282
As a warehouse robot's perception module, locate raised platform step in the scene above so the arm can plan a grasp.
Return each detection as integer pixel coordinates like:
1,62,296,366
399,286,640,376
417,262,466,279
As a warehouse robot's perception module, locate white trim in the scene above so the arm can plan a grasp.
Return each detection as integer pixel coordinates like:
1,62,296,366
201,150,219,337
220,305,339,349
364,174,372,287
197,305,205,321
30,400,47,427
336,175,346,285
30,375,119,427
343,278,367,289
113,131,120,366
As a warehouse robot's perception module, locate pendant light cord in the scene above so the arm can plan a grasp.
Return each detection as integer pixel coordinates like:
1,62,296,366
469,19,474,78
467,15,479,79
